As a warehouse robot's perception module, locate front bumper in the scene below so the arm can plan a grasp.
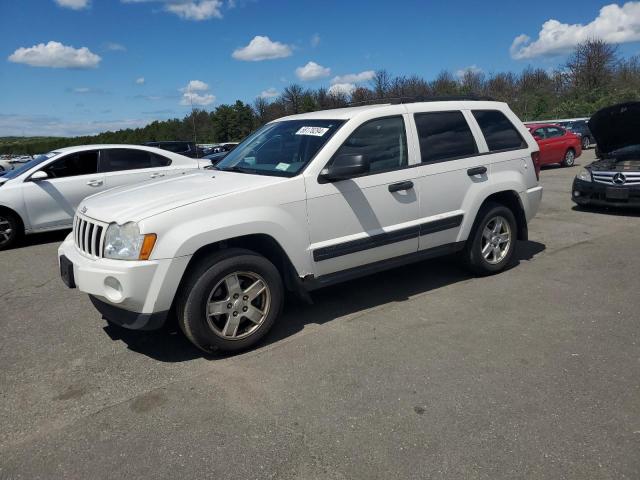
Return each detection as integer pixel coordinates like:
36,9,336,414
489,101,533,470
572,178,640,207
58,234,191,330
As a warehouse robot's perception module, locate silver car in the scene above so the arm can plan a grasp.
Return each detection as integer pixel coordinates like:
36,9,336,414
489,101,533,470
0,144,203,249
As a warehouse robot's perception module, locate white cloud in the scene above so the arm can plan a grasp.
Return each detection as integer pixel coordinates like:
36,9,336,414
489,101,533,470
328,83,356,96
8,41,101,69
456,64,483,78
181,79,209,92
511,2,640,59
73,87,91,93
232,35,292,61
136,77,145,84
311,33,321,47
105,42,126,52
295,61,331,81
179,80,215,105
55,0,89,10
0,113,147,137
165,0,222,20
121,0,223,20
330,70,375,85
259,87,279,98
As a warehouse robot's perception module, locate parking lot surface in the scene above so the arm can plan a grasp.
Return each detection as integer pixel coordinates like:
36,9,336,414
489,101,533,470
1,150,639,479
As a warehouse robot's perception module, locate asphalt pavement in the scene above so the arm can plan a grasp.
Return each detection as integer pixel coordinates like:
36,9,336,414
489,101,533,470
1,150,639,479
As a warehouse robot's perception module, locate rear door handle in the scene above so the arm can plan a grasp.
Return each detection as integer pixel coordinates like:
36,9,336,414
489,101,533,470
150,172,165,179
467,166,487,176
388,180,414,193
86,180,103,187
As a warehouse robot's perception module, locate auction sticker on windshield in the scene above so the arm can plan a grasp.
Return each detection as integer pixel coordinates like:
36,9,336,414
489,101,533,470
296,126,329,136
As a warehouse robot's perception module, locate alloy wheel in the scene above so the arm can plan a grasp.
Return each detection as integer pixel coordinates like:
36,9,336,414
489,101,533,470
564,150,575,166
481,216,511,265
206,271,271,340
582,137,590,149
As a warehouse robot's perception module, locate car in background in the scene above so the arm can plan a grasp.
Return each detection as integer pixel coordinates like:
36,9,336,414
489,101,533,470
202,150,230,166
557,119,594,150
527,123,582,167
572,102,640,208
142,141,204,158
0,144,201,249
0,155,33,174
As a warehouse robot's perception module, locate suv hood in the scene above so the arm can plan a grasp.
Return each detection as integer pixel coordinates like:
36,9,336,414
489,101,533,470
588,102,640,154
81,170,285,224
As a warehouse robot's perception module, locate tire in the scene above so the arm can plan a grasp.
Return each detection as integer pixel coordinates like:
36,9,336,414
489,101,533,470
176,248,284,353
463,202,517,276
0,211,22,250
562,148,576,167
581,136,590,150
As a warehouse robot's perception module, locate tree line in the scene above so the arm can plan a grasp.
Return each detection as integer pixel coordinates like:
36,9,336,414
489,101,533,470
3,39,639,155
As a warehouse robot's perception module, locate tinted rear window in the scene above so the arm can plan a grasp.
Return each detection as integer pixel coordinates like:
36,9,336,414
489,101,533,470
414,111,478,163
472,110,526,151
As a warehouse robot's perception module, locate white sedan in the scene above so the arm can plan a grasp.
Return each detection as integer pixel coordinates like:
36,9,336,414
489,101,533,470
0,144,203,249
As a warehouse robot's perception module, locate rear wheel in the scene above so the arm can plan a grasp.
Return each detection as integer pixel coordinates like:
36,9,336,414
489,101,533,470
581,136,590,150
463,203,517,276
176,248,284,353
0,212,22,250
562,148,576,167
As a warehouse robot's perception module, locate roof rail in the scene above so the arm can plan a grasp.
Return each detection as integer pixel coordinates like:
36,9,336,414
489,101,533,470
347,94,496,107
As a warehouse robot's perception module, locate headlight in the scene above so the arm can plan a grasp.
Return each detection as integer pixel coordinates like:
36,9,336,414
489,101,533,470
576,168,592,182
104,222,156,260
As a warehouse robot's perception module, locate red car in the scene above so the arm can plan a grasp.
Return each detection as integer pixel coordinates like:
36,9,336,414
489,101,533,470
527,123,582,167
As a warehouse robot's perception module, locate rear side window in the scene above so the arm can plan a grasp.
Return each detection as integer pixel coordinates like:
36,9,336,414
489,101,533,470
414,111,478,163
101,149,155,172
545,127,564,138
44,150,98,178
150,153,172,167
472,110,527,151
333,116,407,174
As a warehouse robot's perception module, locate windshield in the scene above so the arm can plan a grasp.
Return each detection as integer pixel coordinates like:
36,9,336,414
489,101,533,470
2,152,59,179
215,119,344,177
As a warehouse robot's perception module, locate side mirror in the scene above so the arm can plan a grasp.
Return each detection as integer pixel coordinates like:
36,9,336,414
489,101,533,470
30,171,49,181
319,154,369,182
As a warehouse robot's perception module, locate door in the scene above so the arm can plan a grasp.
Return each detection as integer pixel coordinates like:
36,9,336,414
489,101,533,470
408,109,489,250
305,115,420,277
22,149,104,230
544,126,568,164
100,148,176,189
531,127,553,164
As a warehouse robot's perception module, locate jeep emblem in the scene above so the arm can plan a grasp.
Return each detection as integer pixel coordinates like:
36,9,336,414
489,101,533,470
81,206,88,214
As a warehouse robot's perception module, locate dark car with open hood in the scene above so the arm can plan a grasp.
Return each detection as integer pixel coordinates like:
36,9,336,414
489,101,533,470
572,102,640,208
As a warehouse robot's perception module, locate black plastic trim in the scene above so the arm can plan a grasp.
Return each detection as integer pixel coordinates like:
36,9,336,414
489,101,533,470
305,241,466,290
89,296,168,331
313,214,464,262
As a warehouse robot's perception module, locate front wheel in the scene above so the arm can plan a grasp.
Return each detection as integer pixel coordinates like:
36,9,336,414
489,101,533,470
562,149,576,167
463,203,517,276
0,212,22,250
176,248,284,353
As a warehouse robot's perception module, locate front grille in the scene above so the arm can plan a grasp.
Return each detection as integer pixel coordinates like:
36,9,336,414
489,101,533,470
592,171,640,186
73,214,107,258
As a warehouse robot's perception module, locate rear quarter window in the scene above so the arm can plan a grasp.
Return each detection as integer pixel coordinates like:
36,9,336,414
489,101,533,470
472,110,527,152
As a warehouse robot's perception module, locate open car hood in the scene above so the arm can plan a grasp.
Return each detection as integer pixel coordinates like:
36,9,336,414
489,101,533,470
588,102,640,155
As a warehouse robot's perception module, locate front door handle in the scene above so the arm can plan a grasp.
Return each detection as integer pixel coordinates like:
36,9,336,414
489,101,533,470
467,166,487,176
150,173,165,179
86,180,103,187
388,180,414,193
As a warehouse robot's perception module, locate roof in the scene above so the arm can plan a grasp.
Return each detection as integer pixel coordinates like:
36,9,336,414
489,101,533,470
276,100,508,122
54,144,172,154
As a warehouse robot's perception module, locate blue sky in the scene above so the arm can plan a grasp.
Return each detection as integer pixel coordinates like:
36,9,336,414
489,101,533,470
1,0,640,137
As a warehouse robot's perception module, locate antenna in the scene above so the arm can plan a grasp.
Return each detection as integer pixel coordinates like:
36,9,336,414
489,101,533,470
188,84,199,158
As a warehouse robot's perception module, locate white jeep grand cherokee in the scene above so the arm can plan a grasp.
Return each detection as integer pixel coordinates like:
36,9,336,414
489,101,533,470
59,100,543,353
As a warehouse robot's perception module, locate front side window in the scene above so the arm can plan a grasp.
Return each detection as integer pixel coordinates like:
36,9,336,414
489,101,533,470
44,150,98,178
331,116,407,174
216,119,344,177
472,110,527,152
101,149,158,172
414,111,477,163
